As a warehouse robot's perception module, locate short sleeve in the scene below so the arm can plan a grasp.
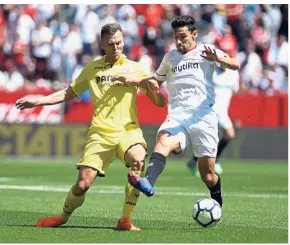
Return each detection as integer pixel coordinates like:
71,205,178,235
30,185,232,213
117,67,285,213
153,54,169,82
70,65,90,96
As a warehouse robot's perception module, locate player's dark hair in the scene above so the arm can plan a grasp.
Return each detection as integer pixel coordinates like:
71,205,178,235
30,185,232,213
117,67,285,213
171,15,196,32
101,23,122,39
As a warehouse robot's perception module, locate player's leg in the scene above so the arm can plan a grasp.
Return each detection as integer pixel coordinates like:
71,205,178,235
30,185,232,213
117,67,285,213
145,132,181,185
216,126,235,163
198,156,222,207
190,112,235,177
128,118,188,197
128,132,181,196
187,109,234,176
59,166,97,221
36,141,115,228
116,128,148,231
187,155,199,177
116,143,147,231
35,166,98,227
216,111,235,163
192,109,222,206
214,113,235,175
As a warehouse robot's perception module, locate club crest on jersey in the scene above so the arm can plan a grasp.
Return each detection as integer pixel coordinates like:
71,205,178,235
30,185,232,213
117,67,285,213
121,67,130,73
172,62,199,74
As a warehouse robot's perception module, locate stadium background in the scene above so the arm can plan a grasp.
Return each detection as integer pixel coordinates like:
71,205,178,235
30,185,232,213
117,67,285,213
0,4,288,160
0,4,288,243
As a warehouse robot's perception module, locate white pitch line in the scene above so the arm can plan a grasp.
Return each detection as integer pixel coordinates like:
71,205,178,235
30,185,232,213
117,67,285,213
0,177,12,182
0,185,287,199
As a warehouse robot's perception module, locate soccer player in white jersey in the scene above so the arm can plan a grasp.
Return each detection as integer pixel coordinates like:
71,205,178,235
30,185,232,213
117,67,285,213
187,66,240,176
114,15,240,208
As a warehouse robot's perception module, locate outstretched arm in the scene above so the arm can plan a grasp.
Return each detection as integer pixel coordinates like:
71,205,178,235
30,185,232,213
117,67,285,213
201,45,240,70
16,86,77,110
112,75,166,107
216,56,240,70
111,75,152,88
112,75,162,91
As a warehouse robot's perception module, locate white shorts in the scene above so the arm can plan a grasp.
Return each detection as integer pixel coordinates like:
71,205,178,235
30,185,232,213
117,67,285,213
216,111,233,129
157,108,219,158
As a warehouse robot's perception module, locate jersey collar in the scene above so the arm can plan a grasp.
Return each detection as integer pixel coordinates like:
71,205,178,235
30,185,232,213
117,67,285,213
102,54,127,66
180,43,198,57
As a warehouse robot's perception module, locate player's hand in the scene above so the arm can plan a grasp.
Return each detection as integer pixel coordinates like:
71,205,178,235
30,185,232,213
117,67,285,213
111,75,131,84
200,45,218,62
146,79,159,93
15,97,38,110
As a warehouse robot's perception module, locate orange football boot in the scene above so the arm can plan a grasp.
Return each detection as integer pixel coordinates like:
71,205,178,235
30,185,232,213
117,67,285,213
35,216,66,228
116,218,141,231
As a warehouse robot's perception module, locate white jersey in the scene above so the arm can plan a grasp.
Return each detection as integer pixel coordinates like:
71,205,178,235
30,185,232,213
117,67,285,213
154,44,228,114
213,68,239,113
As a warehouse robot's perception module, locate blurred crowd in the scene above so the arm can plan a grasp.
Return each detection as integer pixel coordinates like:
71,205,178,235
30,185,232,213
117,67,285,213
0,4,288,98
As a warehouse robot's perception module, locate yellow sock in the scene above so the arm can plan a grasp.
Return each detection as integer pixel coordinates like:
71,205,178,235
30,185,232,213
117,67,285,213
122,170,144,220
59,185,85,222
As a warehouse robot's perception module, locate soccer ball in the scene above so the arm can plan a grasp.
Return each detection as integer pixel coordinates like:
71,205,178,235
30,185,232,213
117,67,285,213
192,198,222,227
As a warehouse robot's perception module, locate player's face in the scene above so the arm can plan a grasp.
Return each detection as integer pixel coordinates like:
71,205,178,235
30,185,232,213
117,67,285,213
101,30,124,62
174,27,197,54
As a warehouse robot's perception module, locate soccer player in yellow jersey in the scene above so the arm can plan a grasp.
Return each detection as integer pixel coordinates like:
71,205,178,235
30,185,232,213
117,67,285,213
15,23,165,231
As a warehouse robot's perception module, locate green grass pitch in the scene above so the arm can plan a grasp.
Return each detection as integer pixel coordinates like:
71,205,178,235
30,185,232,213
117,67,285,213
0,158,287,243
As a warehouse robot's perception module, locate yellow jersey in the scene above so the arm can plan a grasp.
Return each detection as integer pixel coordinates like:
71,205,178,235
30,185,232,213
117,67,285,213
70,54,148,145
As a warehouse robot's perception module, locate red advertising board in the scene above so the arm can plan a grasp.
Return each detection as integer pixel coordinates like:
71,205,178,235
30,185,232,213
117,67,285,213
229,92,288,127
136,91,168,125
0,90,287,127
0,89,62,123
64,101,93,123
281,94,288,128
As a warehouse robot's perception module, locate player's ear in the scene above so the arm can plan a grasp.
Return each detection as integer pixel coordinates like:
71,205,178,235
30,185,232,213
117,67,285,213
192,30,198,40
100,39,104,49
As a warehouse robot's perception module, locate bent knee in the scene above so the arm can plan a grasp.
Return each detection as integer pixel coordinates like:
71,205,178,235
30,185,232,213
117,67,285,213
125,144,146,171
155,135,176,156
200,173,216,185
131,160,145,171
75,179,93,194
155,139,170,151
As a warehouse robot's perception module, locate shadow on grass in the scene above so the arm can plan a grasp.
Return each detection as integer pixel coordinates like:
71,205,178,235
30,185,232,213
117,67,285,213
59,225,115,230
5,223,204,232
144,226,205,231
5,224,115,230
5,224,35,228
1,210,204,232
